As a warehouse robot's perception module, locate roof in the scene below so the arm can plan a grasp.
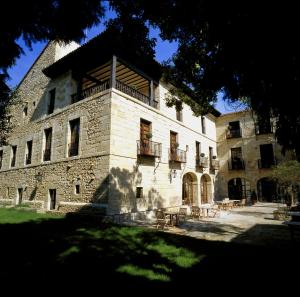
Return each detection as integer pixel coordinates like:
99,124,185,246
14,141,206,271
43,33,162,82
43,33,221,117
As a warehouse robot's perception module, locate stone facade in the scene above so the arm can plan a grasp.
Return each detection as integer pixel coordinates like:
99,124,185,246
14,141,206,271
0,41,219,215
215,110,293,203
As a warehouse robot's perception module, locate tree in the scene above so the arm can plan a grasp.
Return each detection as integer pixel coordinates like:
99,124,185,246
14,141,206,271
0,0,106,142
0,0,105,79
271,161,300,206
110,1,300,158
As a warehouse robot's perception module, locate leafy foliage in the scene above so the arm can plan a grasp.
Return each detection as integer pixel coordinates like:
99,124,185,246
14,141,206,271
271,161,300,187
111,1,300,157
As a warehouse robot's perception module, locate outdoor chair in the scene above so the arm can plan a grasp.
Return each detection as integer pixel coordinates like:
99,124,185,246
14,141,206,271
178,207,188,224
191,206,201,220
155,210,169,230
208,204,221,218
238,198,246,207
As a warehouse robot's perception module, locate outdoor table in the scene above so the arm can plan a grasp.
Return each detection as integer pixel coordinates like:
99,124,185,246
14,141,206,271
164,211,179,226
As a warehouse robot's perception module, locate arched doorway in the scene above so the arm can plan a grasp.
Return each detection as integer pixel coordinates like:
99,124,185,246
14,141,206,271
257,177,277,202
201,174,212,204
228,178,250,200
182,173,197,205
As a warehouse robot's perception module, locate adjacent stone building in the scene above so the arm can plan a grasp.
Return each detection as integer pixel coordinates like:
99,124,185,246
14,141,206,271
215,110,294,203
0,38,221,216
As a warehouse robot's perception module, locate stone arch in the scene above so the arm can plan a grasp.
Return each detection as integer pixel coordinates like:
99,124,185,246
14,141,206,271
228,177,251,200
257,177,277,202
182,172,198,205
200,174,212,204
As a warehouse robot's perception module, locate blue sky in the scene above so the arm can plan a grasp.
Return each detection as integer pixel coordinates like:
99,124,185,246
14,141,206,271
6,9,241,114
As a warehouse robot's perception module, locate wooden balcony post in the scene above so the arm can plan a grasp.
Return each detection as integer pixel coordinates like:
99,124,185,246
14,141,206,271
111,55,117,89
150,80,154,101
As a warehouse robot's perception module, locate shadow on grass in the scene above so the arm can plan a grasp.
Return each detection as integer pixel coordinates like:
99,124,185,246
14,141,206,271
0,208,299,293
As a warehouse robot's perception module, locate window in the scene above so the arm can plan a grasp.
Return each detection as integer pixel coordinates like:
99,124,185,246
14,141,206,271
209,147,213,164
11,145,17,167
176,109,183,122
136,187,143,198
195,141,201,159
227,121,241,138
48,89,56,115
25,140,33,165
201,116,206,134
17,188,23,205
75,184,80,195
49,189,56,210
33,101,36,107
43,128,52,161
259,144,275,168
230,147,244,169
69,118,80,157
0,150,3,169
23,104,28,117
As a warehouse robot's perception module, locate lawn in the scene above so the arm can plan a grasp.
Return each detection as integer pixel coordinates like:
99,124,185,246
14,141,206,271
0,207,298,293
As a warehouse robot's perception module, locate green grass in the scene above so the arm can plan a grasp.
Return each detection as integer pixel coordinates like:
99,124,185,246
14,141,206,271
0,207,298,293
0,207,63,224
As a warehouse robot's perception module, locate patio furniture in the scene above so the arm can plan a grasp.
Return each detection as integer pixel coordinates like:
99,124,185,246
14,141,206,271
155,210,169,230
237,198,246,207
191,206,201,220
178,207,188,223
208,204,221,218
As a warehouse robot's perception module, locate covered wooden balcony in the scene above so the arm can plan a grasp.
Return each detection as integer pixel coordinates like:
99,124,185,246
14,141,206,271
71,56,159,108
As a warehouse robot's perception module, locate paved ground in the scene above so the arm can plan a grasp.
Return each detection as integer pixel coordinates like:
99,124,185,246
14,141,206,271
128,202,296,248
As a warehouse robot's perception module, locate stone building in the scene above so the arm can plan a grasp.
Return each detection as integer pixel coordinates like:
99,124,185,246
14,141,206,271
0,38,221,216
215,110,293,203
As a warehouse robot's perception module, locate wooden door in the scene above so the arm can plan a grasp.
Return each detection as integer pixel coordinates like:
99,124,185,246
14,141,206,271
140,120,151,154
201,176,208,204
170,131,177,159
182,174,193,205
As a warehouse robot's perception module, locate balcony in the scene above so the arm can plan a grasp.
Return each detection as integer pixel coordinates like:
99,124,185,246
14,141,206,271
25,154,31,165
71,80,110,103
226,129,241,139
68,143,79,157
169,148,187,163
43,149,51,161
258,158,277,169
70,56,159,109
228,159,245,170
211,159,220,170
255,123,274,135
137,140,162,157
196,156,208,168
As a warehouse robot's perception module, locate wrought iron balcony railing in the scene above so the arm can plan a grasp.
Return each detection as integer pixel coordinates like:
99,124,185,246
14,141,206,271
211,159,220,170
169,148,186,163
71,80,110,103
228,159,245,170
258,158,277,169
71,79,158,109
137,140,162,157
196,156,208,168
255,123,274,135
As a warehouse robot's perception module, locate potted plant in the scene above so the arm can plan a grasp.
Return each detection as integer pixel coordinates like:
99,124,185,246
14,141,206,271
145,132,152,139
200,153,205,158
